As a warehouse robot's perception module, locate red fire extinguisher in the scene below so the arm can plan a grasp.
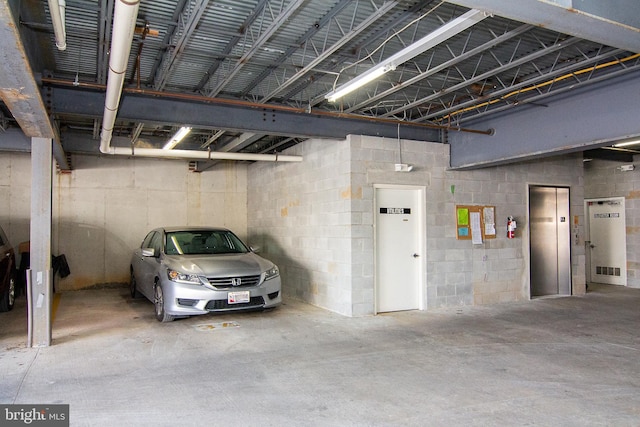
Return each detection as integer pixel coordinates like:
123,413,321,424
507,216,516,239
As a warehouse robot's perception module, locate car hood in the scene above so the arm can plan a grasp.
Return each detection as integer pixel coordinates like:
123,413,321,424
163,252,273,277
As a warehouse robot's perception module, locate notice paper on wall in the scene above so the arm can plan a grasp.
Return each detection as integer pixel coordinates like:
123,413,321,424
483,206,496,236
471,212,483,244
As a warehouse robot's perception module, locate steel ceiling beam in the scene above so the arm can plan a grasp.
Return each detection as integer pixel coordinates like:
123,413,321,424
261,1,398,103
446,0,640,53
154,0,210,91
224,0,395,153
47,85,444,142
342,23,533,114
446,70,640,169
238,0,352,99
206,0,306,97
382,36,581,119
0,0,69,170
195,0,269,93
428,48,637,124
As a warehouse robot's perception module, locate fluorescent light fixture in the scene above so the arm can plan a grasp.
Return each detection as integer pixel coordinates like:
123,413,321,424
613,139,640,148
325,9,486,102
326,67,388,103
163,126,192,150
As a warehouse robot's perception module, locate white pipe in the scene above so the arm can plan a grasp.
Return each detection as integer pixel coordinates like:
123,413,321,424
100,0,140,154
110,147,303,162
48,0,67,50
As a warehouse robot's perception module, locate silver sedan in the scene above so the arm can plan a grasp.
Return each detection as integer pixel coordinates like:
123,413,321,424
130,227,281,322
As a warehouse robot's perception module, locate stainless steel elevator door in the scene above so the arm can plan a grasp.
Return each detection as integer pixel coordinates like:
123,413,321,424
529,186,571,297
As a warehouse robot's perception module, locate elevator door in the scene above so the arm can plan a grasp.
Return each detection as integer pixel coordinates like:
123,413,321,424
529,186,571,297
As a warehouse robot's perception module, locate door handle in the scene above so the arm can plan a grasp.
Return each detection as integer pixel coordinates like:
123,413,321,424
412,253,420,258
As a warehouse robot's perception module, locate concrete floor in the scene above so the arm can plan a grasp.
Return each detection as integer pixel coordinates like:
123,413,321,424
1,284,640,426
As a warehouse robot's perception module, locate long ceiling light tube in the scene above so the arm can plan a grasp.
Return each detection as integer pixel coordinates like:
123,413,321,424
99,0,140,154
47,0,67,50
163,126,192,150
613,139,640,148
325,8,487,102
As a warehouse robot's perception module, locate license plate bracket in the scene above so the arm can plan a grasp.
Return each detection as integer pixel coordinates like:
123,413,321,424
228,291,250,304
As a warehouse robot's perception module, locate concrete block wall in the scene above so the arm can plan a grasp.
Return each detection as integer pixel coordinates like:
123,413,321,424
0,153,32,256
247,139,356,316
0,152,248,291
349,135,586,309
248,135,586,316
584,156,640,287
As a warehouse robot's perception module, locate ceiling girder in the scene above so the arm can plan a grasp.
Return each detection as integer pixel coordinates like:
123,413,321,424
226,0,397,152
446,0,640,53
343,23,533,114
446,70,640,169
383,36,582,118
0,0,69,169
48,85,444,142
195,0,270,93
261,1,398,103
437,49,640,124
206,0,306,97
154,0,210,91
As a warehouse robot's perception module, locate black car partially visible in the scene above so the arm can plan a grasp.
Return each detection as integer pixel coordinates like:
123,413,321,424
0,225,16,311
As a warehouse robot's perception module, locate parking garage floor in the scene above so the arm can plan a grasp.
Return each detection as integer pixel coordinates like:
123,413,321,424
1,283,640,426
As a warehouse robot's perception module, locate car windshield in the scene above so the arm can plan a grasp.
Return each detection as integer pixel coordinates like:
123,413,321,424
164,230,249,255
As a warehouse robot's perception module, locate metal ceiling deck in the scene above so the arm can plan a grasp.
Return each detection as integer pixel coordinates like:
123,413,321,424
2,0,639,160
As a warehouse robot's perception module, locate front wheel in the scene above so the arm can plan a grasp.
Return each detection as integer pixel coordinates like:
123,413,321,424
129,269,142,299
0,273,16,312
154,284,174,322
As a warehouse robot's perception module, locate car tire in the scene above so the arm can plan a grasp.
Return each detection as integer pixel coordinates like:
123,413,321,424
154,284,174,322
0,272,16,312
129,269,142,299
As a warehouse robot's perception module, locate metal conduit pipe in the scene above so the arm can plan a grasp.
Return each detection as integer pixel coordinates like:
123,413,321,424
110,147,303,162
100,0,140,154
48,0,67,50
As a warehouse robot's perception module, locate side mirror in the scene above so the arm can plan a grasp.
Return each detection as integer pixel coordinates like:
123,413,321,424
250,245,261,253
141,248,155,257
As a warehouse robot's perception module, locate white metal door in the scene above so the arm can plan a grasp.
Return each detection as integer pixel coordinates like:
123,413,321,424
586,198,626,286
375,187,423,313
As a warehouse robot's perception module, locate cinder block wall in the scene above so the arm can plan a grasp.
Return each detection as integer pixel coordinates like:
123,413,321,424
247,139,355,315
0,152,248,291
350,135,585,309
584,156,640,287
248,135,586,316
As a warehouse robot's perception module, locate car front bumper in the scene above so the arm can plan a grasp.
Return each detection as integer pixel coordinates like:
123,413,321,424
160,276,282,316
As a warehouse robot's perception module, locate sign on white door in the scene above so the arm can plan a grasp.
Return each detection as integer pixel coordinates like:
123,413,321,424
375,187,424,312
586,198,626,286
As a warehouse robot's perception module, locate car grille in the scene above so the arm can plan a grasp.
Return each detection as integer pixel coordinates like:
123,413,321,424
207,275,262,289
205,296,265,311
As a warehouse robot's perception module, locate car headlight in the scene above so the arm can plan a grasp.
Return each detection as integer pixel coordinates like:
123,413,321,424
167,269,202,285
264,265,279,281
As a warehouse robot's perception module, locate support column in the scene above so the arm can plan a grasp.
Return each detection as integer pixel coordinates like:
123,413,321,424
27,137,53,347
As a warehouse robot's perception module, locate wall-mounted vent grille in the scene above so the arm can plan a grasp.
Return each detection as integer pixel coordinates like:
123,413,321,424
596,266,621,276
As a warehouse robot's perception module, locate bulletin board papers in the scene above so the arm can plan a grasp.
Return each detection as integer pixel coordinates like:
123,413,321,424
471,212,483,244
456,205,496,242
